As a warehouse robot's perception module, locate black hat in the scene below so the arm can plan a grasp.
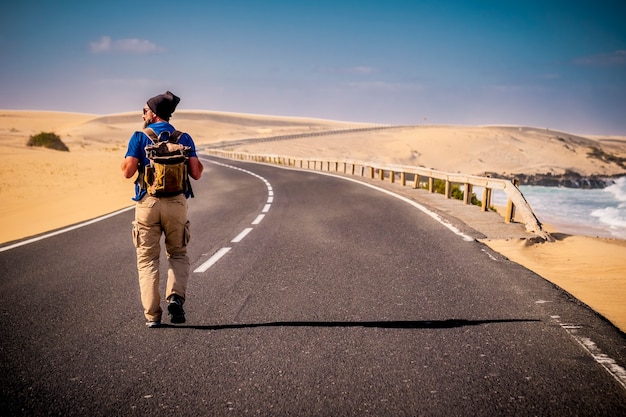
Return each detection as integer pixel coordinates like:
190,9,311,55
147,91,180,120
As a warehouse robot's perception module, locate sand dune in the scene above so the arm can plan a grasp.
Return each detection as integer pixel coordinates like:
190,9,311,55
235,125,626,178
63,110,366,147
0,110,368,244
1,110,625,332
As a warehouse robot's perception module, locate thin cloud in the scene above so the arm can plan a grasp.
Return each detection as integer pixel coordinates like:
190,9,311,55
536,73,560,80
488,84,551,95
490,84,525,93
317,66,380,75
93,77,155,87
347,81,423,93
572,50,626,67
89,36,166,54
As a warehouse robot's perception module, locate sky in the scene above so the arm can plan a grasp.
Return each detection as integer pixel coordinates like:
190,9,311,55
1,0,625,134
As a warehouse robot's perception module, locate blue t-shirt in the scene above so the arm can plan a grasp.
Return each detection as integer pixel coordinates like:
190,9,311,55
125,121,198,201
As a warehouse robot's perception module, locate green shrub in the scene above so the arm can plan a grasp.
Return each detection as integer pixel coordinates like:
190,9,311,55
426,179,481,206
27,132,69,152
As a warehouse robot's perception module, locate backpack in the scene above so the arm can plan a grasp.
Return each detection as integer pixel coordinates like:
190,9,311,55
140,128,194,197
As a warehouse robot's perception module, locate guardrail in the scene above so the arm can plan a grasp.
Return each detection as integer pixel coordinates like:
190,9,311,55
205,149,551,240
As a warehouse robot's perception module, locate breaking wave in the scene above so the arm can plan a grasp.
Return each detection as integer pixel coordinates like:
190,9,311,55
493,177,626,239
590,177,626,238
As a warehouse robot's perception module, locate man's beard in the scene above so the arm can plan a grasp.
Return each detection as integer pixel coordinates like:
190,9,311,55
143,119,150,128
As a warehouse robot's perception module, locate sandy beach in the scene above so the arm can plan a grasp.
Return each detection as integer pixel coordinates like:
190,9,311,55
1,110,625,332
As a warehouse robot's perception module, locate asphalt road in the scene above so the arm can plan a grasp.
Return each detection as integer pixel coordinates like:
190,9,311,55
1,156,625,416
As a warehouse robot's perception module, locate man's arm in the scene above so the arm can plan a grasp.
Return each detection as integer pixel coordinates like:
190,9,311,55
121,156,140,178
188,156,203,180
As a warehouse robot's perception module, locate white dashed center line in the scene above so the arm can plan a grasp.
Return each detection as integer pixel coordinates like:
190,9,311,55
194,247,232,273
232,228,253,243
193,159,273,273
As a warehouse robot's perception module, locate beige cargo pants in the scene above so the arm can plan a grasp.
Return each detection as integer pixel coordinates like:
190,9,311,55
132,194,191,322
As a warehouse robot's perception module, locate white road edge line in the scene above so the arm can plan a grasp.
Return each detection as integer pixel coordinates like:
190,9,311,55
199,157,626,388
0,206,135,253
552,315,626,391
194,247,232,273
302,170,475,242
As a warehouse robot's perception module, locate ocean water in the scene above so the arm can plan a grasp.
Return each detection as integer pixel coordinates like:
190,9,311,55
491,176,626,240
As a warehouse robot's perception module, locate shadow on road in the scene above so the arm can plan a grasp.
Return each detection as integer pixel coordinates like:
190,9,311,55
158,318,540,330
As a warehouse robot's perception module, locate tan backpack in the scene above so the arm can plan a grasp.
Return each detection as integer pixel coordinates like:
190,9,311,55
141,128,193,197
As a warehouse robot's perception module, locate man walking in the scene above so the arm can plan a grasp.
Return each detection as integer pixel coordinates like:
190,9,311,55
121,91,203,327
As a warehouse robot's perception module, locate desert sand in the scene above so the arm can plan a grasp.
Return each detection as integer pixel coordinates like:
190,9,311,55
1,110,625,332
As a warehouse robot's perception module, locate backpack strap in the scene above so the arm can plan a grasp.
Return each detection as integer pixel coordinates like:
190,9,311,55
169,130,184,143
142,128,184,143
142,127,159,144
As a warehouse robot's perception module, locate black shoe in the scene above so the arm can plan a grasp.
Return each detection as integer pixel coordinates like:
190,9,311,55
167,295,186,324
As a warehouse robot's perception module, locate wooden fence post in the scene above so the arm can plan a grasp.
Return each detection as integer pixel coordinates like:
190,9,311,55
505,179,519,223
481,188,492,212
464,183,472,205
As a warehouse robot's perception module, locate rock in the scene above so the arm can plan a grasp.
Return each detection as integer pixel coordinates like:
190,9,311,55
482,171,621,189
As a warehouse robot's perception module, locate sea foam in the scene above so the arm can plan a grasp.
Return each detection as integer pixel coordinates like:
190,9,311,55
590,177,626,237
492,177,626,239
